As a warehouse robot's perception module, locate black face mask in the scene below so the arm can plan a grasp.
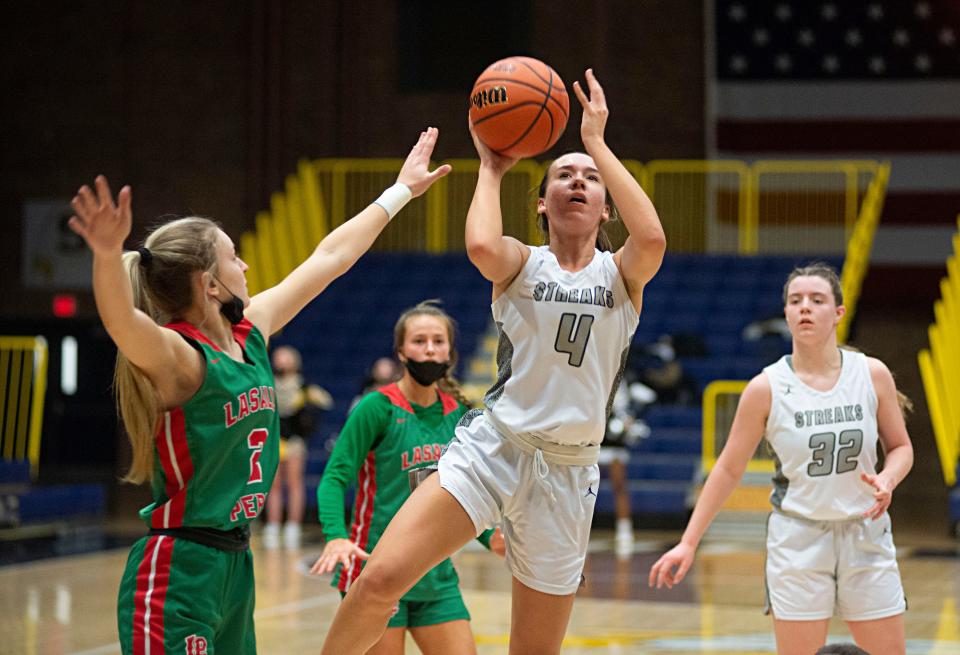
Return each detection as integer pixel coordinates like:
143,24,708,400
404,359,450,386
214,276,245,325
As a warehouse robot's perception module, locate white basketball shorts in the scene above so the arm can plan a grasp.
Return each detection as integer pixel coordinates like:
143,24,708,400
438,410,601,595
765,510,906,621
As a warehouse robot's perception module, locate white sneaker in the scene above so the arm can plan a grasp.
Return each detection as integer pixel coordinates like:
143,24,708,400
263,523,281,550
615,519,634,559
615,531,634,559
283,522,301,550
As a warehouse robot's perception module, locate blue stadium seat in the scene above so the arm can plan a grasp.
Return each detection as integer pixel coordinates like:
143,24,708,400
0,460,30,485
596,481,689,515
625,454,698,481
637,427,701,455
644,405,702,429
705,334,740,356
16,485,106,524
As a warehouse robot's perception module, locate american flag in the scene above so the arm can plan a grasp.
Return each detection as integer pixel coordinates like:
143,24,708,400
711,0,960,267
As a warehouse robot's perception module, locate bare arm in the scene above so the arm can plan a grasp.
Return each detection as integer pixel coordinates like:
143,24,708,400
649,373,770,588
574,69,666,309
68,177,201,389
861,357,914,520
246,128,452,336
464,120,530,289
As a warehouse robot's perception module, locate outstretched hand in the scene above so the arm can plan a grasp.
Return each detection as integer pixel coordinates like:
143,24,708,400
860,471,893,520
572,68,609,145
68,175,132,257
648,542,696,590
309,538,370,576
468,115,519,178
397,127,452,198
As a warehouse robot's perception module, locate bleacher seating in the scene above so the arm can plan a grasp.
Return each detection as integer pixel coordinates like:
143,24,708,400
285,251,841,523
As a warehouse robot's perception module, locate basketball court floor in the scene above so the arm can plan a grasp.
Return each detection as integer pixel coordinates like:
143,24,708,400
2,521,958,654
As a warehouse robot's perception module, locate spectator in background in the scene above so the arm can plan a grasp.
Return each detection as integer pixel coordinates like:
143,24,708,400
635,335,697,406
365,356,402,392
742,314,793,362
263,345,333,550
601,375,655,558
349,356,401,413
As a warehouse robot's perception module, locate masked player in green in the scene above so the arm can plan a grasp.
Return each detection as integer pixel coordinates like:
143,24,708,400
312,301,505,655
67,129,450,655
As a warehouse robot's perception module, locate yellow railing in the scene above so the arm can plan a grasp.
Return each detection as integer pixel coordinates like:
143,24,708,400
242,158,887,295
838,162,890,343
645,160,749,253
241,160,329,295
702,380,774,474
428,159,545,251
0,336,48,480
748,161,880,255
918,215,960,486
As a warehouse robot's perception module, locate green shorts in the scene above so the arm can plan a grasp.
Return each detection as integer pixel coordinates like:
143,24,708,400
118,535,256,654
340,591,470,629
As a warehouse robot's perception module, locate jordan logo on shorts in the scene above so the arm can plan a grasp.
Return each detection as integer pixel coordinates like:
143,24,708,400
585,484,597,498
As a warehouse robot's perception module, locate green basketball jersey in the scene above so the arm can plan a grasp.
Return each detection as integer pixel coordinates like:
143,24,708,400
140,319,280,532
318,383,467,601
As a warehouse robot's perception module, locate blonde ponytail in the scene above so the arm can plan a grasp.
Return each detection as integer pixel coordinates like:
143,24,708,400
112,217,220,483
114,251,165,483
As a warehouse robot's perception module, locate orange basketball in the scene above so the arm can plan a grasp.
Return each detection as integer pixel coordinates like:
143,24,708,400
469,56,569,159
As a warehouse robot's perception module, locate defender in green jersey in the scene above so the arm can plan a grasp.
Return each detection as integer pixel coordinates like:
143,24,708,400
312,302,503,654
68,130,451,654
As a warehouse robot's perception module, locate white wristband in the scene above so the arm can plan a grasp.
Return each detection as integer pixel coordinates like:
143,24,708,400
373,182,413,220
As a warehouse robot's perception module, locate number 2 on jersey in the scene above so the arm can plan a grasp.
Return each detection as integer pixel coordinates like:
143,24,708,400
554,313,594,367
247,428,268,484
807,429,863,477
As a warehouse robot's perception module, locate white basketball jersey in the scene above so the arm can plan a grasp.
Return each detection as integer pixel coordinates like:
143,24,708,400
484,246,639,446
763,351,879,520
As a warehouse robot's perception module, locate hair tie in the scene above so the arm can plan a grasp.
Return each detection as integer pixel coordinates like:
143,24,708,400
137,247,153,267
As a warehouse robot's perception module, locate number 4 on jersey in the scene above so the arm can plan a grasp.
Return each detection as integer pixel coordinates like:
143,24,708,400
555,313,594,367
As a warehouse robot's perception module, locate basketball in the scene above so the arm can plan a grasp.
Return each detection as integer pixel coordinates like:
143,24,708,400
469,56,569,159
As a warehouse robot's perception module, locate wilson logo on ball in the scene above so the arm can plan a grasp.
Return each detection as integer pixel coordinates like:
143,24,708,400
471,86,509,111
469,56,569,159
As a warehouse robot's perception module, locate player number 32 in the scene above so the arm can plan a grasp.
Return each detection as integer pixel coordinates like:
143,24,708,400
807,429,863,477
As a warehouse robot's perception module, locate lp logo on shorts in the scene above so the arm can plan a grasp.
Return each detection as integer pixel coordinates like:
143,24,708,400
185,635,208,655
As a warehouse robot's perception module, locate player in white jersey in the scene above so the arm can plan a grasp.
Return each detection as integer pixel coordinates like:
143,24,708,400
649,263,914,655
320,69,666,655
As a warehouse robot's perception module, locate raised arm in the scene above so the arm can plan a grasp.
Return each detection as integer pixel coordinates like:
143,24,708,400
574,69,666,308
649,373,770,589
246,128,452,336
464,120,530,290
861,357,914,520
68,177,200,387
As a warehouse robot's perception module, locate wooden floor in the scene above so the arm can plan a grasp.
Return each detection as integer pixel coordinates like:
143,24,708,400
1,524,958,655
